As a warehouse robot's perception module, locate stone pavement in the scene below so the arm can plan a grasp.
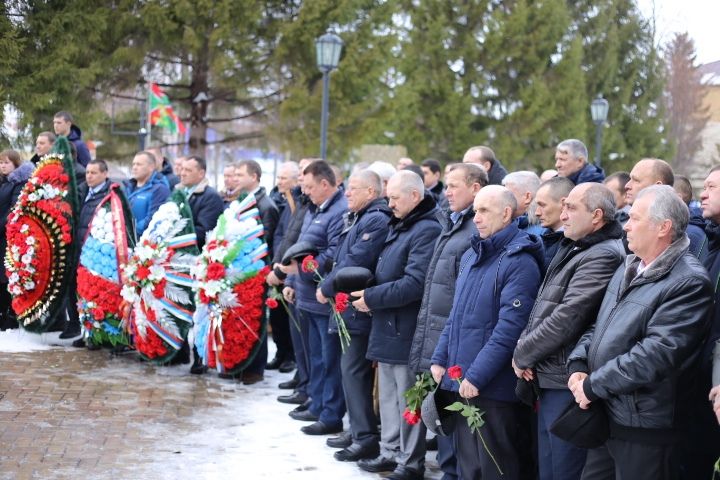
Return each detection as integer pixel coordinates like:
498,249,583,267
0,346,443,480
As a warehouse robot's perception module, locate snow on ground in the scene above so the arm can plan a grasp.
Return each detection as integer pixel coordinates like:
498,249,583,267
0,328,68,352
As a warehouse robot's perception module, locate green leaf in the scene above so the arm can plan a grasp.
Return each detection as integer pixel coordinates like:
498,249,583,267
444,403,465,412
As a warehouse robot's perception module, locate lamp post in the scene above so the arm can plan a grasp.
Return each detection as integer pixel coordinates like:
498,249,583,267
590,95,609,169
315,30,343,160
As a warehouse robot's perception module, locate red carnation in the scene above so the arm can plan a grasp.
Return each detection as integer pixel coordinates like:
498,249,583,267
206,261,226,281
93,308,105,321
265,297,279,309
301,255,319,273
403,408,421,425
199,289,212,304
136,265,151,280
447,365,463,380
334,292,349,313
152,279,167,299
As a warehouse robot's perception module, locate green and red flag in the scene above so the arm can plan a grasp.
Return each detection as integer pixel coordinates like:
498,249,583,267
148,82,186,135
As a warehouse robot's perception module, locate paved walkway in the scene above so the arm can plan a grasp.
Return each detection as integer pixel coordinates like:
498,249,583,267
0,345,443,479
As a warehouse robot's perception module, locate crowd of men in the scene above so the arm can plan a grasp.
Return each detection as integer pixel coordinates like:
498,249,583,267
2,109,720,480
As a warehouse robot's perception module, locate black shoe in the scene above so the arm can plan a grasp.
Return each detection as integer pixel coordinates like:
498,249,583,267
425,436,438,451
266,356,282,370
334,443,380,462
277,392,308,405
300,421,343,435
242,372,264,385
218,372,240,380
289,409,318,422
387,466,425,480
291,399,311,413
59,325,81,339
278,360,296,373
357,455,398,474
190,364,208,375
71,338,86,348
278,378,299,390
326,431,352,449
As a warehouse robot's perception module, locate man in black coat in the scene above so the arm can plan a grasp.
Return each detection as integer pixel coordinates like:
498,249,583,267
317,169,391,463
463,145,508,185
408,163,487,479
352,170,442,480
534,177,574,270
513,183,625,480
67,160,112,343
568,185,712,480
234,159,280,384
178,156,224,250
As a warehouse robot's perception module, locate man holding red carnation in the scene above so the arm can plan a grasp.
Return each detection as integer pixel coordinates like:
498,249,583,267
431,185,543,480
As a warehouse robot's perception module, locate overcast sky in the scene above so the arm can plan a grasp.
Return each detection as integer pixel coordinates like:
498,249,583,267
636,0,719,64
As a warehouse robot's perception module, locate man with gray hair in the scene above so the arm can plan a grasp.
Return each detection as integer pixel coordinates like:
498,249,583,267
513,182,625,480
317,169,392,463
431,185,543,480
368,161,397,198
555,139,605,184
352,170,442,480
567,185,712,479
502,171,543,235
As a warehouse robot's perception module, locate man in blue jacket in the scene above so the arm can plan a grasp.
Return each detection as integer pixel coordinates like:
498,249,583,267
555,139,605,184
431,185,543,480
317,169,391,463
125,151,170,237
352,170,442,480
280,160,348,436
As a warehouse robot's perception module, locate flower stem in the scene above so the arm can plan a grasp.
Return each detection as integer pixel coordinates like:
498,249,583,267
478,430,503,475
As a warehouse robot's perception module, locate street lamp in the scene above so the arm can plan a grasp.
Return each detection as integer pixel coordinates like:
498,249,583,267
590,95,609,169
315,30,343,160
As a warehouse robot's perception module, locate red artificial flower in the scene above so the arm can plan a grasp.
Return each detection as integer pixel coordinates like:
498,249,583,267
301,255,318,273
152,279,167,299
265,297,279,309
403,408,421,425
198,289,212,304
206,261,226,281
93,308,105,321
136,265,151,280
334,292,349,313
447,365,463,380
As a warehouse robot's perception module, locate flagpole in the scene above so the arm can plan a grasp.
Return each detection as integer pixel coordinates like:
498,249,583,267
145,81,152,150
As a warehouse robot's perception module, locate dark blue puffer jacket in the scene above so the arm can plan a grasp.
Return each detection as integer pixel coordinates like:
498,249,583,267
67,125,91,167
287,189,348,315
364,193,442,365
566,162,605,184
431,223,543,402
320,197,392,335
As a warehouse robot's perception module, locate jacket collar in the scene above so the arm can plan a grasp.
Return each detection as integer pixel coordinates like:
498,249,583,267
707,222,720,252
309,188,343,214
622,234,691,291
561,220,623,249
470,221,519,258
7,162,34,184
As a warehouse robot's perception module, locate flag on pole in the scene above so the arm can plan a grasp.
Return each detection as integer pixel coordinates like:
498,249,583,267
148,83,186,135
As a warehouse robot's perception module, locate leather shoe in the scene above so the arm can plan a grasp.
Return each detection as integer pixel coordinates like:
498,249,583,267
334,443,380,462
242,372,264,385
278,360,296,373
326,431,352,448
387,466,425,480
300,421,343,435
289,409,318,422
278,378,298,390
266,356,282,370
357,455,398,473
71,338,86,348
291,399,311,413
277,392,308,405
59,325,81,339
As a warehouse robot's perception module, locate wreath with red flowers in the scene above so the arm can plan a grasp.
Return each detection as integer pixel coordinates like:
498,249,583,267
5,138,77,332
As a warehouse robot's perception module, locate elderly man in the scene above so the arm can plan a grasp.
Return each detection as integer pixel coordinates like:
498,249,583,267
502,171,543,235
624,158,706,257
534,177,574,268
463,145,508,185
368,161,397,198
125,151,171,236
555,139,604,184
315,170,392,463
513,183,625,480
604,172,631,223
281,160,348,436
409,163,487,480
567,185,712,480
351,170,442,480
431,185,543,480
